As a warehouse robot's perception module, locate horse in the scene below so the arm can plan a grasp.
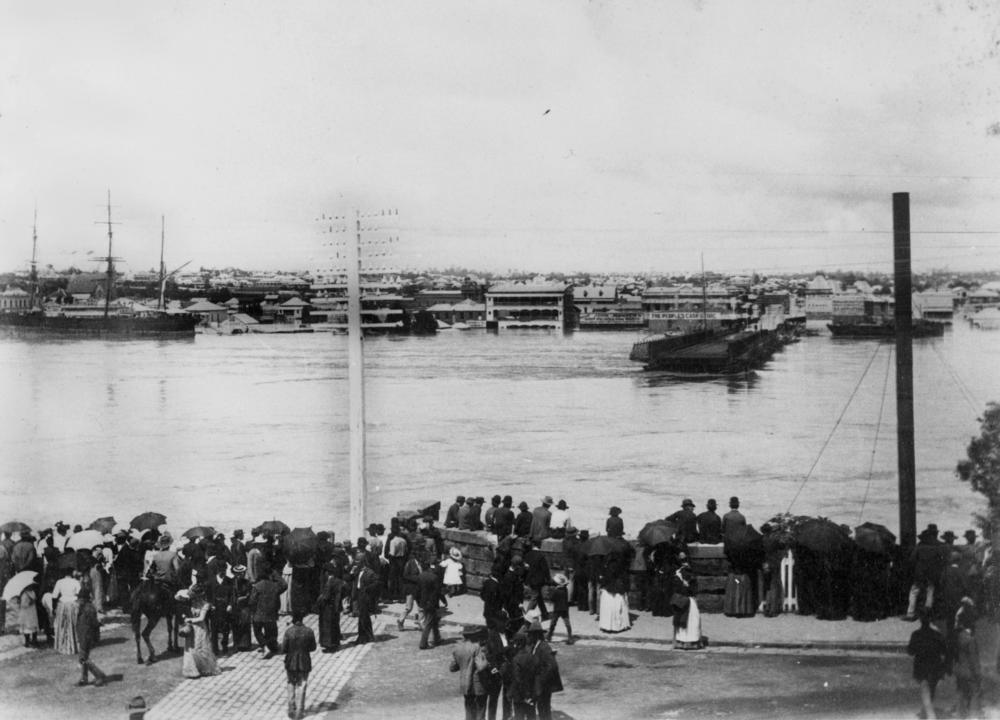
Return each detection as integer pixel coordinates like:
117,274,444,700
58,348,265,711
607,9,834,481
130,579,182,665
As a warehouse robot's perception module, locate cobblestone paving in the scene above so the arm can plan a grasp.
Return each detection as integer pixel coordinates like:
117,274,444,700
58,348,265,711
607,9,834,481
147,615,378,720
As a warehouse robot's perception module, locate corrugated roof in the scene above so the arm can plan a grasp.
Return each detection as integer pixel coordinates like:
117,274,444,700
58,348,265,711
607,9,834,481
487,283,569,294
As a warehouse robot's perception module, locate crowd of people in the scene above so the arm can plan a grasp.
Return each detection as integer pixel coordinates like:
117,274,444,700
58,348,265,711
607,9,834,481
0,494,995,720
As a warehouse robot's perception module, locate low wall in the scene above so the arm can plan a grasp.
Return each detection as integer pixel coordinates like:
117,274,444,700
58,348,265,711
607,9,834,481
438,529,738,613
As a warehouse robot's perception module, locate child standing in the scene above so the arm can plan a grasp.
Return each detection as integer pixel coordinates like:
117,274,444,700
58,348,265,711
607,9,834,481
546,573,574,645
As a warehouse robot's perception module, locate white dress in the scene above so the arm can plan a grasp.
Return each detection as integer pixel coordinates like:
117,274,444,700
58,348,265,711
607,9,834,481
598,589,631,633
51,576,81,654
441,558,464,587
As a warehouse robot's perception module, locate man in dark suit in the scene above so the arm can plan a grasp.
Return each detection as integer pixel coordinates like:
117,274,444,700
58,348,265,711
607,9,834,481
524,540,551,621
418,560,446,649
282,610,317,720
667,499,699,544
249,568,287,657
446,496,466,528
209,565,234,655
528,620,562,720
514,502,533,539
696,499,723,544
352,553,380,644
722,496,746,540
493,496,515,539
480,562,506,630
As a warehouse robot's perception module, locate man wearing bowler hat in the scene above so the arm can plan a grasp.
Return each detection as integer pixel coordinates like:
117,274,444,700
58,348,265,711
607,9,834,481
697,499,723,544
667,499,699,544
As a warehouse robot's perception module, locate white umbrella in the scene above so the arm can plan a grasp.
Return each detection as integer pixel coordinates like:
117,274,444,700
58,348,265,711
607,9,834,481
66,529,105,551
2,570,38,601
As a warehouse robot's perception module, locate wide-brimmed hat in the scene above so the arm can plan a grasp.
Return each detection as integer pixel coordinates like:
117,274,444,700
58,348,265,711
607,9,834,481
449,547,462,561
232,564,247,574
462,624,488,639
682,498,695,508
542,496,554,505
556,500,568,510
552,573,568,587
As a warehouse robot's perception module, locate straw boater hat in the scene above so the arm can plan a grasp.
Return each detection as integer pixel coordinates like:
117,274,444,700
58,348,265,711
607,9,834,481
552,573,568,587
232,564,247,574
449,547,462,561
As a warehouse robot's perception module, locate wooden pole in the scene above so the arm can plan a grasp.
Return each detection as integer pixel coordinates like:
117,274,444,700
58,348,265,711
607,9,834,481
348,210,366,542
893,192,916,549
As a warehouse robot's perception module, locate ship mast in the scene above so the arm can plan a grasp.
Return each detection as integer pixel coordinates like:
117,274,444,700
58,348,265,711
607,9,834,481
29,207,39,309
158,215,166,310
103,190,115,320
700,253,707,330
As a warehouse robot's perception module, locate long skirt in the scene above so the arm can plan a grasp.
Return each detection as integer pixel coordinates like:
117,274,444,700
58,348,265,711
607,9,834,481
54,601,79,655
598,590,630,633
280,564,293,615
317,605,342,649
723,573,756,618
182,623,220,678
89,567,105,613
673,597,702,649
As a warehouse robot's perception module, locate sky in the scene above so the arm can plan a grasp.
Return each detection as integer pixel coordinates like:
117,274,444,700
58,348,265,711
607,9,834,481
3,1,1000,277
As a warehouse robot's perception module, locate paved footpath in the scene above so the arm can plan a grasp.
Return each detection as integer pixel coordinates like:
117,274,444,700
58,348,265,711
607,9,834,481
146,615,380,720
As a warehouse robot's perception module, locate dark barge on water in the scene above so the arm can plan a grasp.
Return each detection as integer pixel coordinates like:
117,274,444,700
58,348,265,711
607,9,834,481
827,319,944,338
629,326,785,374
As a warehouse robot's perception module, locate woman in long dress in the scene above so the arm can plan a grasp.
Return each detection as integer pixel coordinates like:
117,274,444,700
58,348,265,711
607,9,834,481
182,585,220,678
598,552,632,633
51,569,81,655
316,564,347,652
672,564,703,650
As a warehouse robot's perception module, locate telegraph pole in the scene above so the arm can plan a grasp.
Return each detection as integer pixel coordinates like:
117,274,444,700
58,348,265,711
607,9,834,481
320,209,398,542
893,192,916,549
347,210,366,542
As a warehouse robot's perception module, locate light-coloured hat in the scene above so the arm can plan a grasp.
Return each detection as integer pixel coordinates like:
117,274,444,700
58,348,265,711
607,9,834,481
449,547,462,561
552,573,568,587
232,564,247,574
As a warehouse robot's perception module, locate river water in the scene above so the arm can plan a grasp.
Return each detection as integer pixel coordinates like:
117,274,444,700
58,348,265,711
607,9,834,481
2,322,998,541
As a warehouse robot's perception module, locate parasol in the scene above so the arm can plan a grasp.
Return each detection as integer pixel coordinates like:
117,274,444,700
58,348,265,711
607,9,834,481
182,526,216,540
284,527,318,566
254,520,291,536
638,520,678,547
0,521,31,536
794,518,853,554
585,535,630,556
2,570,39,601
417,500,441,522
724,525,765,568
854,522,896,555
88,517,117,534
66,530,106,552
130,512,168,532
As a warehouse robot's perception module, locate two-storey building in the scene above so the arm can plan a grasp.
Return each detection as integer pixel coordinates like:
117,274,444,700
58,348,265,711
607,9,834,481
484,283,573,330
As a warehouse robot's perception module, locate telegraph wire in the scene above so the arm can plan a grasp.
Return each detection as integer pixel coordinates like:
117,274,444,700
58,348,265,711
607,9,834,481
786,341,885,514
857,345,894,524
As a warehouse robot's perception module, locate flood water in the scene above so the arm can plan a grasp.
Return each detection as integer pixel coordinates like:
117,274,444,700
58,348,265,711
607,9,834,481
2,322,998,540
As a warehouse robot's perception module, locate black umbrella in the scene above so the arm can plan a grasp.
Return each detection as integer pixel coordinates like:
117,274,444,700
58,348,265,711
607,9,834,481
794,518,853,554
88,516,117,534
585,535,630,556
254,520,291,536
724,525,765,568
638,520,678,547
854,522,896,555
0,521,31,535
183,526,216,540
418,500,442,522
130,512,167,532
284,527,318,565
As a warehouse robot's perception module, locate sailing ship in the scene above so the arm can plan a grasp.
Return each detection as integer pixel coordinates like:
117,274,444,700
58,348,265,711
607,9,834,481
0,194,198,339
